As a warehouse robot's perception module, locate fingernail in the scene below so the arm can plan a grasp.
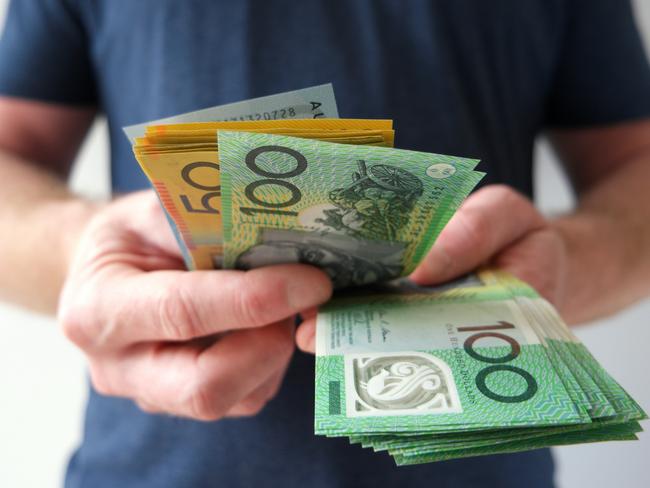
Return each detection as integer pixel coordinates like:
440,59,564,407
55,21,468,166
287,269,332,310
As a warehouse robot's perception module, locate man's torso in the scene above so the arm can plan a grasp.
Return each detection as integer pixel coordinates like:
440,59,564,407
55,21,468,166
67,1,565,486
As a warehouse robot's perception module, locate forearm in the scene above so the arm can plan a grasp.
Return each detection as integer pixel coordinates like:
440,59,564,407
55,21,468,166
0,149,97,314
552,154,650,324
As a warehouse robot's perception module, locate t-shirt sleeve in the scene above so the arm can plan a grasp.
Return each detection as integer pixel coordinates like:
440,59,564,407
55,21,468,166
0,0,97,105
544,0,650,127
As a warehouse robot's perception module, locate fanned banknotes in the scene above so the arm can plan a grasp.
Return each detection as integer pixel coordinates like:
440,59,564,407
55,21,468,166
129,87,645,466
314,271,646,464
217,131,483,287
134,119,399,269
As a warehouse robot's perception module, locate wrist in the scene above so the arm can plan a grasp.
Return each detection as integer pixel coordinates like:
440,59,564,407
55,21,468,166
28,197,102,313
551,211,642,323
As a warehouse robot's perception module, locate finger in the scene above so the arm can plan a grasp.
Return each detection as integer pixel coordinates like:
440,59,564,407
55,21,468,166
91,320,295,421
295,316,317,354
299,307,318,322
108,190,185,259
135,399,163,415
410,185,545,285
135,346,286,418
62,263,332,349
225,367,286,417
76,191,184,271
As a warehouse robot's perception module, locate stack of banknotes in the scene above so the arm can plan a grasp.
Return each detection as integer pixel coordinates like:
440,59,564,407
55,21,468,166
315,270,646,465
129,85,645,465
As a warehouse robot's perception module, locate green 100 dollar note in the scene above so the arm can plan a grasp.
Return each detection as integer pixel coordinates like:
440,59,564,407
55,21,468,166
314,290,583,436
218,131,484,287
313,273,646,465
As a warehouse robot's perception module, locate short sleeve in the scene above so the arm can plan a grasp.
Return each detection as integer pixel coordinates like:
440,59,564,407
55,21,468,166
544,0,650,127
0,0,97,105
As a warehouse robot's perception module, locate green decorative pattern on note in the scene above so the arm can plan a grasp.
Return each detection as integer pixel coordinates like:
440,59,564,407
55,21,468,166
313,271,646,464
315,345,581,435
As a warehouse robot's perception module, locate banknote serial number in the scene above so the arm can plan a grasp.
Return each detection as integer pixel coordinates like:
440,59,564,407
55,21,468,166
217,101,326,121
220,107,297,122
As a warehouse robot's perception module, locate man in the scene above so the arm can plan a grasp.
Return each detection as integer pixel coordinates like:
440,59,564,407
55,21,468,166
0,1,649,487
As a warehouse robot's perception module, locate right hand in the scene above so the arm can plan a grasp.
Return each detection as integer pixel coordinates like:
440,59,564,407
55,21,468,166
58,191,332,420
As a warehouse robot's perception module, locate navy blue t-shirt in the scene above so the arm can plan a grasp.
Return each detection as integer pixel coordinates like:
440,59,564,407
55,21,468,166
1,1,649,487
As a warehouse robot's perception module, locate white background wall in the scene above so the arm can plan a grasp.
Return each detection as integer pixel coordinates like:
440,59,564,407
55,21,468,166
0,1,648,487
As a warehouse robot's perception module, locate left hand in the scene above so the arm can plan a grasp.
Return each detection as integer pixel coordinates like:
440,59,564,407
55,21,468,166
296,184,568,353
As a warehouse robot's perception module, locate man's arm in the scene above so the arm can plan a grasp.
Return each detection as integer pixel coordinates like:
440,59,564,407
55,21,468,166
549,119,650,323
0,97,97,313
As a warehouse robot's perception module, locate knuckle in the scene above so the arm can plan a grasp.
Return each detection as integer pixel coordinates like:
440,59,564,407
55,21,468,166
489,183,518,200
88,362,114,396
143,191,163,216
233,277,274,326
264,380,283,402
135,401,157,414
488,185,541,221
259,324,295,363
186,381,227,422
58,295,98,349
157,282,203,340
235,398,267,417
272,332,295,363
487,184,525,207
